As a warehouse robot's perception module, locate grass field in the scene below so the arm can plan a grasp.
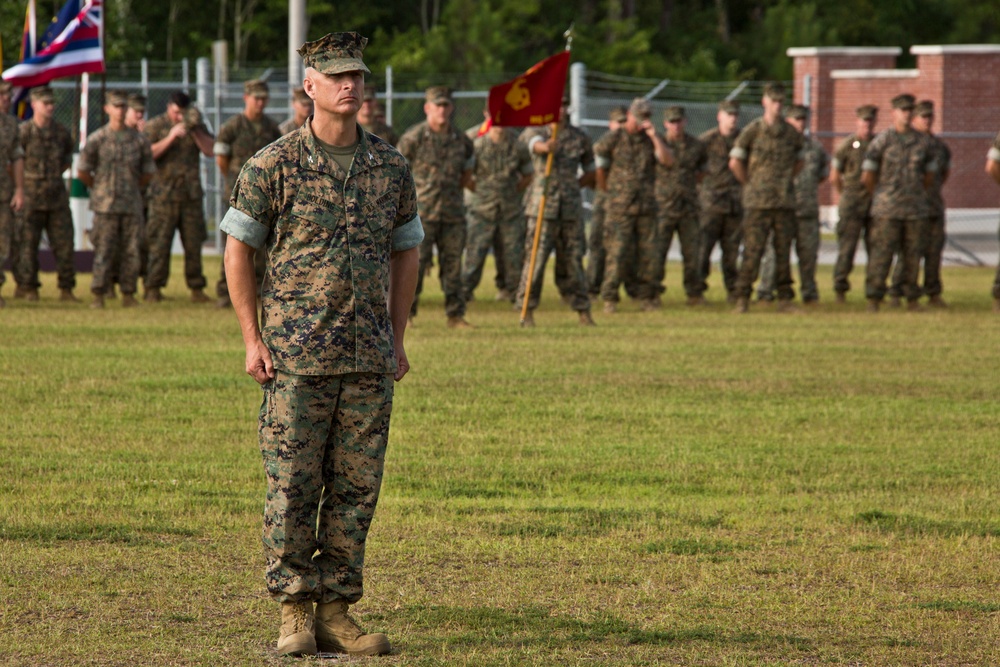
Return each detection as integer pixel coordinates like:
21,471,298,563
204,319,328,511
1,256,998,666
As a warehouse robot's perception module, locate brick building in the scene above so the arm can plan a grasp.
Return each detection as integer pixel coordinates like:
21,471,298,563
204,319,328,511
786,45,1000,253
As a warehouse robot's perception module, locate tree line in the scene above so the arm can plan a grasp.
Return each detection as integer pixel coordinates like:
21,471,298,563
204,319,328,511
2,0,999,85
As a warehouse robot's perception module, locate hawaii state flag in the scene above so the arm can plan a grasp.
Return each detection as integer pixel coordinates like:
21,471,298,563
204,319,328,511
2,0,104,88
487,50,570,127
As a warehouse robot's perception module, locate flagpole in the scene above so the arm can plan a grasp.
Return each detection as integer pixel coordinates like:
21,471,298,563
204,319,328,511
519,26,573,327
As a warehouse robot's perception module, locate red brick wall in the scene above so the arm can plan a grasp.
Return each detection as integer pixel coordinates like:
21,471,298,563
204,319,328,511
788,46,1000,210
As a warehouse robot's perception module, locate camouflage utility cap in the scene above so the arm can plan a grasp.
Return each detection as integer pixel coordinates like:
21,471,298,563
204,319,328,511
664,106,685,122
856,104,877,120
914,100,934,117
105,90,127,106
629,97,651,119
244,79,269,98
30,87,55,103
298,32,371,75
784,104,808,120
127,94,146,111
718,100,739,114
609,106,627,123
763,82,786,101
891,93,915,110
425,86,453,105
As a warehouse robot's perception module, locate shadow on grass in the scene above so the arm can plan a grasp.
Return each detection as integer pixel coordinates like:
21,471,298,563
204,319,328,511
855,510,1000,538
0,522,199,544
373,605,814,653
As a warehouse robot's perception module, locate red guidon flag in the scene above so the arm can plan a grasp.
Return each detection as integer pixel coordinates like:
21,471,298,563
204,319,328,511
487,50,570,127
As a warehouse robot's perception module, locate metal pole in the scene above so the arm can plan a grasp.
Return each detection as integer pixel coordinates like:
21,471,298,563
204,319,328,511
570,62,584,127
289,0,307,95
182,58,190,94
141,58,149,98
385,65,393,127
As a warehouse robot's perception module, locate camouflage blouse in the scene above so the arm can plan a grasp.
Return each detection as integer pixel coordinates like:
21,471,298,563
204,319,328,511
79,125,155,214
466,127,532,220
145,113,205,202
397,121,474,224
594,128,658,216
697,127,742,216
0,114,25,197
655,131,706,210
20,120,73,211
863,128,937,220
221,121,419,376
731,116,804,211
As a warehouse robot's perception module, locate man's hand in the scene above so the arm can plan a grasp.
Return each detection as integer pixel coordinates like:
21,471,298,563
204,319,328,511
10,189,24,213
168,123,188,141
394,343,410,381
246,338,274,385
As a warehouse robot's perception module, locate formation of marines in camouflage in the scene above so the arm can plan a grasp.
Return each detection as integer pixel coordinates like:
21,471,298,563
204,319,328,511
6,72,1000,317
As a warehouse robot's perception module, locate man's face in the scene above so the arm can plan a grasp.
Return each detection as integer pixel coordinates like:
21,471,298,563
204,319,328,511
762,95,784,117
244,93,268,119
31,98,55,122
105,102,126,124
166,103,185,125
625,112,645,134
664,116,685,139
304,69,363,117
912,113,933,133
787,116,806,134
856,116,875,139
717,110,737,135
424,100,453,127
359,97,377,122
125,107,144,128
892,106,913,129
0,92,11,114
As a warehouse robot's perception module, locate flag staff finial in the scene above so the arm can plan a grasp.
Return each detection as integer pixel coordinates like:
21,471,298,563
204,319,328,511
563,24,574,52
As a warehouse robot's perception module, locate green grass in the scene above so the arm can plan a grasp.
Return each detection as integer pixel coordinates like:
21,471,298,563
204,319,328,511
1,256,999,666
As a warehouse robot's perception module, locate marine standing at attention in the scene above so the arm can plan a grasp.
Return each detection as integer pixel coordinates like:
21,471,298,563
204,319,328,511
221,32,421,657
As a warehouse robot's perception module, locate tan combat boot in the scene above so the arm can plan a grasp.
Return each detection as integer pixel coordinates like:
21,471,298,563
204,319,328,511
775,299,800,314
216,295,232,309
866,298,880,313
927,295,947,309
686,295,706,307
603,301,616,314
315,601,390,656
105,284,118,299
579,310,596,326
835,292,846,304
90,294,105,309
906,299,923,312
25,288,40,302
13,285,27,299
121,294,139,308
190,288,210,303
447,316,473,329
495,288,512,302
277,600,317,657
59,289,81,303
144,287,163,303
887,296,901,308
521,310,535,328
732,297,748,314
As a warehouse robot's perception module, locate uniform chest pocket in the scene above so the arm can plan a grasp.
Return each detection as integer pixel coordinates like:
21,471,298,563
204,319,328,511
363,190,397,237
289,191,341,233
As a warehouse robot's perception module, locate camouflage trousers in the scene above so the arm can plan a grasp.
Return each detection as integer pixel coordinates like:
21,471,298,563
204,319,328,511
217,231,266,297
600,210,658,302
461,208,524,299
0,196,13,288
889,214,944,298
15,206,77,290
698,210,742,298
554,218,587,299
260,371,393,604
413,218,466,318
735,208,795,301
655,204,702,298
833,205,871,295
145,198,208,290
516,215,590,312
865,216,923,302
586,193,606,294
993,217,1000,300
758,215,820,302
90,212,141,295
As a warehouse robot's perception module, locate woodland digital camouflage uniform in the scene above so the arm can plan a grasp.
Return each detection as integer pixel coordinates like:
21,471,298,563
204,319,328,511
216,111,282,297
594,128,660,303
889,132,951,299
361,118,398,147
655,128,706,298
0,112,23,291
79,124,155,296
516,122,595,312
397,119,474,318
219,121,419,602
461,126,531,300
730,115,804,302
144,112,210,292
862,126,937,302
832,131,874,296
697,125,742,299
758,133,829,302
18,117,76,292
